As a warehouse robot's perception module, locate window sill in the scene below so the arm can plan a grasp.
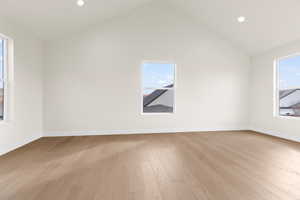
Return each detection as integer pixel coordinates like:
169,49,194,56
0,120,13,126
141,112,175,115
275,115,300,120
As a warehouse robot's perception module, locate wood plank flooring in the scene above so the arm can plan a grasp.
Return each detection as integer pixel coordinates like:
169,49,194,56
0,131,300,200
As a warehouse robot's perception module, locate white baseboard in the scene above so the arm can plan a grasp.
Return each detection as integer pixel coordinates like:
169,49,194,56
44,127,248,137
2,127,298,156
251,127,300,143
0,134,42,156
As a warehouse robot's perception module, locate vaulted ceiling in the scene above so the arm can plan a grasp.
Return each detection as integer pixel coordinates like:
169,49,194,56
168,0,300,55
1,0,300,55
0,0,153,40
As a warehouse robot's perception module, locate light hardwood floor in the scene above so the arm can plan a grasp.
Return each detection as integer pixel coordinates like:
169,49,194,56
0,131,300,200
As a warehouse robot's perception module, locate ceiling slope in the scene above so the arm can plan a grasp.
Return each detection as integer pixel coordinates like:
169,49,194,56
167,0,300,55
0,0,153,40
1,0,300,55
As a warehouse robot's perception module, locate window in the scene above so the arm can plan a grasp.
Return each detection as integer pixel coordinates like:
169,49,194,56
142,62,175,114
0,38,6,120
0,35,11,121
276,54,300,117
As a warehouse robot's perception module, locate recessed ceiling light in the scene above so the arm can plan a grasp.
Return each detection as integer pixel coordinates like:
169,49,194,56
77,0,85,7
237,16,246,23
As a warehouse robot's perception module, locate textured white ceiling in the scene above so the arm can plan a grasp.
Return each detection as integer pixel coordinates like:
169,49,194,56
1,0,300,55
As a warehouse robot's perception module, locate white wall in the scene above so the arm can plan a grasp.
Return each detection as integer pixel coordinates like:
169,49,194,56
250,40,300,142
0,19,43,155
44,1,250,136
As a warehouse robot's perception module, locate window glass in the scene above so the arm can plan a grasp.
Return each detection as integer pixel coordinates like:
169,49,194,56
0,39,4,120
142,63,175,88
142,62,175,113
278,55,300,117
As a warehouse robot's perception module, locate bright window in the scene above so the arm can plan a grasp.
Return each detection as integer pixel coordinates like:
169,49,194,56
276,55,300,117
0,38,6,120
142,62,175,114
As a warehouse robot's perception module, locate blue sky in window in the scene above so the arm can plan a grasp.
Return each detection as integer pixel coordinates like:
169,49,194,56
279,55,300,90
142,63,175,91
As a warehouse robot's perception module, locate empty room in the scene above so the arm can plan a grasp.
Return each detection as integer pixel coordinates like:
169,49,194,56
1,0,300,199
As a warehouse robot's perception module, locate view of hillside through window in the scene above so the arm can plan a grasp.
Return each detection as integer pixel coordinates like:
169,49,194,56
278,55,300,117
142,62,175,113
0,39,4,120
